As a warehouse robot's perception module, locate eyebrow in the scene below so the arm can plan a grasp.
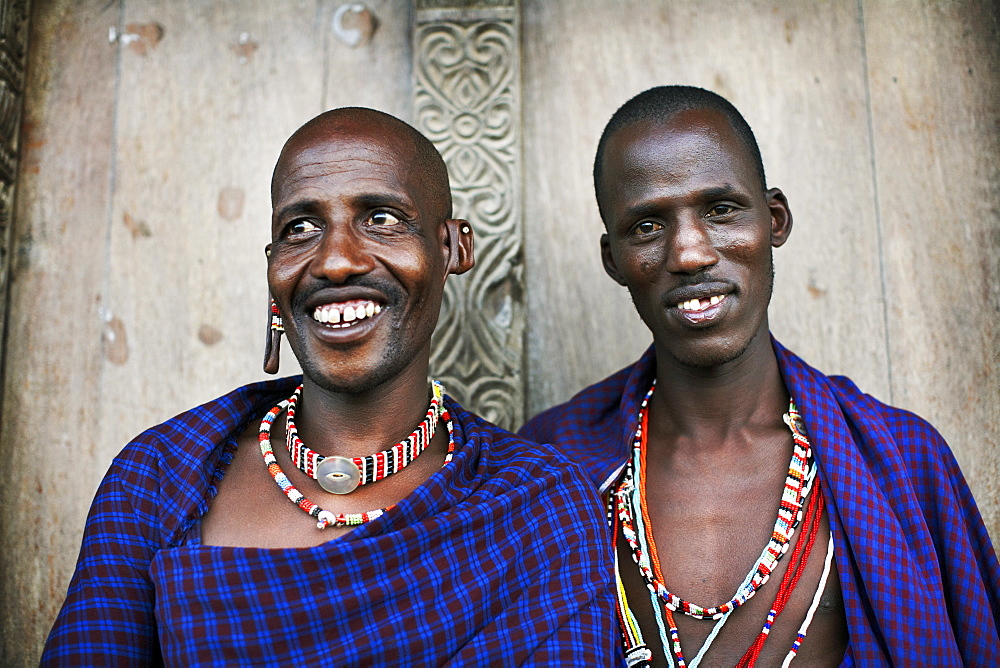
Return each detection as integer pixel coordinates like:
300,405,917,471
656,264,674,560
622,183,749,219
273,192,418,222
273,200,321,221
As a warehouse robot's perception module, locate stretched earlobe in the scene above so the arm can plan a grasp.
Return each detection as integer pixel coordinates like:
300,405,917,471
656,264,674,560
263,298,283,374
444,219,475,276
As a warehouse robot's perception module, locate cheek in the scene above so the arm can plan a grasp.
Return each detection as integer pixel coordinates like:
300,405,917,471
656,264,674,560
716,227,769,262
267,246,313,288
630,247,662,278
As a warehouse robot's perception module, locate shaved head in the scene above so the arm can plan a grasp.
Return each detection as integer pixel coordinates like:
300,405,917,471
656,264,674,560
272,107,453,221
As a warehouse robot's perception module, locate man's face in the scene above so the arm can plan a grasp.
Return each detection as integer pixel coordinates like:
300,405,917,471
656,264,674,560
598,109,791,369
267,121,456,393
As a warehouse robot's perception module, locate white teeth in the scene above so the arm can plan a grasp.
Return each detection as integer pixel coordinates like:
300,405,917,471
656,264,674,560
312,301,381,325
677,295,725,311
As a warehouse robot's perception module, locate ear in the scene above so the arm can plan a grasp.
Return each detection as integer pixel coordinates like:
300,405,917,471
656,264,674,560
443,219,475,276
600,233,627,286
765,188,793,248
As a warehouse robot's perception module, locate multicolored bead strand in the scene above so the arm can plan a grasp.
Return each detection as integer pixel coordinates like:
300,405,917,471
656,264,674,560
285,380,445,493
259,387,455,529
611,383,830,666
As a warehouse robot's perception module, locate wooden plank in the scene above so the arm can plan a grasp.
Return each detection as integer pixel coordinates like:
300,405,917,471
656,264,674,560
521,0,889,413
3,0,413,660
99,0,320,450
862,0,1000,537
0,0,118,663
321,0,413,119
100,0,412,455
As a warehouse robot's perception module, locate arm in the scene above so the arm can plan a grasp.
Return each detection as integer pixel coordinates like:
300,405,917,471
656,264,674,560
41,459,164,666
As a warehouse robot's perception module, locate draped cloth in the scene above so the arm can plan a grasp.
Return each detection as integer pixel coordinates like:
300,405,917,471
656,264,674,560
520,338,1000,666
43,376,617,666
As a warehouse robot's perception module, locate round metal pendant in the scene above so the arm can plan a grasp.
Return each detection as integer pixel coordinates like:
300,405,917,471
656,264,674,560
316,456,361,494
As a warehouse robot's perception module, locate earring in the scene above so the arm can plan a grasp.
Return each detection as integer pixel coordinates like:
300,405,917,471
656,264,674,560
263,298,283,374
460,224,471,234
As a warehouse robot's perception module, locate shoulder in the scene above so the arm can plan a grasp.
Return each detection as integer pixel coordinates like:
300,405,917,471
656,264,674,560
825,373,952,458
452,399,597,489
112,376,299,474
519,362,636,445
101,376,301,540
774,340,952,461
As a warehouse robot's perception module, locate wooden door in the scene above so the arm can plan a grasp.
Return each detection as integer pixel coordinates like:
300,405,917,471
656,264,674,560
2,1,997,663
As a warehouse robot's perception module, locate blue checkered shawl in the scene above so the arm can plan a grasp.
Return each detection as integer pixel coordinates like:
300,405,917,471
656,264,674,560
520,338,1000,666
42,376,617,666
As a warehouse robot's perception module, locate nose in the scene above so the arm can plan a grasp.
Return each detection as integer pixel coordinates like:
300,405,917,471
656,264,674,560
310,224,376,283
665,216,719,274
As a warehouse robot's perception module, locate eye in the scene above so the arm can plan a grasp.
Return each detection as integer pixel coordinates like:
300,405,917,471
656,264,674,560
706,204,737,217
634,220,664,236
367,211,404,227
285,218,321,236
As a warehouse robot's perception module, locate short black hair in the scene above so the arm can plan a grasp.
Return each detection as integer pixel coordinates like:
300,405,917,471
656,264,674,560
593,86,766,220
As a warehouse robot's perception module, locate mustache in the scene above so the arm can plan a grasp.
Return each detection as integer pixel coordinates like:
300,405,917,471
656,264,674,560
290,275,405,312
672,272,723,288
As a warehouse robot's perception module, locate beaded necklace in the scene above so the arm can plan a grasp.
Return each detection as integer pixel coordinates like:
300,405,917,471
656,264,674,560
285,380,445,494
612,383,831,666
259,385,455,530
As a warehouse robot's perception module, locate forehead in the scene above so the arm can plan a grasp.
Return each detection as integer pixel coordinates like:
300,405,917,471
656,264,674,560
601,110,759,206
272,128,422,210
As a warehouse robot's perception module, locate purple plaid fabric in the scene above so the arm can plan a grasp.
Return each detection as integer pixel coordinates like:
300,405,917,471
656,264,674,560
521,337,1000,666
42,376,618,666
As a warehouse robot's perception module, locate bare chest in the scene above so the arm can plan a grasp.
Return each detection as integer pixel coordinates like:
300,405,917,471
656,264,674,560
199,421,448,548
612,459,848,665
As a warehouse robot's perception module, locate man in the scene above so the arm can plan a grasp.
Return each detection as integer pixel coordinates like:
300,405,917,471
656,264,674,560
521,86,1000,666
42,108,616,665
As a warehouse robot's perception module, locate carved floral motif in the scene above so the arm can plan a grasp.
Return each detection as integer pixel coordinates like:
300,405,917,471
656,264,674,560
414,12,523,428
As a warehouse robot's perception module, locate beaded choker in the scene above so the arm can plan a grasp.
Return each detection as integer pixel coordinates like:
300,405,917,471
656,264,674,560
259,383,455,530
285,380,445,494
612,383,833,667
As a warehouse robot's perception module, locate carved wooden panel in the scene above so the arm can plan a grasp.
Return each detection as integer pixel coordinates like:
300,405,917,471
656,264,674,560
414,0,523,429
0,0,29,389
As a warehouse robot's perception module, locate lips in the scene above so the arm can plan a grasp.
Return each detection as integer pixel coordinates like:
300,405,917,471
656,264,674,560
664,282,734,325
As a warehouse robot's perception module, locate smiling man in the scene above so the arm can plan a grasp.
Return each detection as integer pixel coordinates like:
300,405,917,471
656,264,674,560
521,86,1000,666
42,108,616,666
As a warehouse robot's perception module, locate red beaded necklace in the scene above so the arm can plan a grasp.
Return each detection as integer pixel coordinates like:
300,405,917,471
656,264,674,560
258,384,455,530
612,384,831,667
284,380,445,494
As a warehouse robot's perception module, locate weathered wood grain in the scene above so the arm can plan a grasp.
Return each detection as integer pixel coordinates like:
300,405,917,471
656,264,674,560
4,1,998,663
0,1,118,663
2,0,413,661
521,0,889,411
862,0,1000,533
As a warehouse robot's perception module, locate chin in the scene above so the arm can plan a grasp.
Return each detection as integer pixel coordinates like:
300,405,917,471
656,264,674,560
666,333,756,370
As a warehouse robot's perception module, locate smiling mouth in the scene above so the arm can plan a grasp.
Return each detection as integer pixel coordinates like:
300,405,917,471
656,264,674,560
312,300,382,328
676,294,726,313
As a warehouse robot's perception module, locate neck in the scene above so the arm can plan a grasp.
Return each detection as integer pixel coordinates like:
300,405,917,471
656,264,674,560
294,357,435,458
649,327,789,446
